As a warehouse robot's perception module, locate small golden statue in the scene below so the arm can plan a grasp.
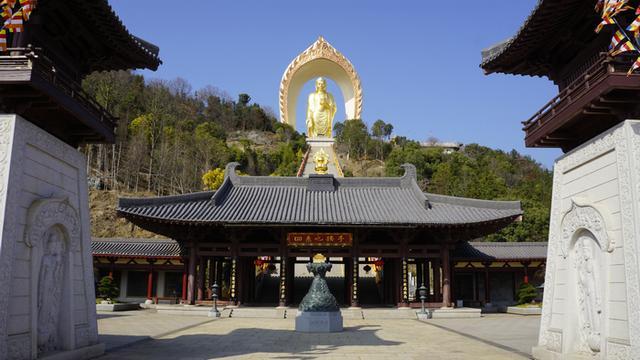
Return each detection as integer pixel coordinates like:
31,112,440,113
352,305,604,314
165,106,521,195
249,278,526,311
306,77,336,138
312,253,327,263
313,148,329,174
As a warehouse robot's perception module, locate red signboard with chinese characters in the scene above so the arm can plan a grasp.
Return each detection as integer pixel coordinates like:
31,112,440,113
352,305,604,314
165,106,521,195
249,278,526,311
287,233,353,247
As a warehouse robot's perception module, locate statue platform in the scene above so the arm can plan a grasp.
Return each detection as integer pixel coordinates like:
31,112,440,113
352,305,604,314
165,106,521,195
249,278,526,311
295,311,343,333
302,137,343,177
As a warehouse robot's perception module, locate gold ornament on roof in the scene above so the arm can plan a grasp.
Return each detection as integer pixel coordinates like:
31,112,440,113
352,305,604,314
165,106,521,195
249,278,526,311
313,253,327,263
313,148,329,174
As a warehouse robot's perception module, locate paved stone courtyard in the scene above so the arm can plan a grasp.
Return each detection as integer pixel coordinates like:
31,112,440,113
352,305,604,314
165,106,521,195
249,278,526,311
97,310,539,359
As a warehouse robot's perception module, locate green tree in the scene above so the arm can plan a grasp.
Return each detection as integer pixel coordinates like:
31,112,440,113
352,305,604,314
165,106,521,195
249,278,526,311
516,282,538,304
97,276,120,301
336,119,369,159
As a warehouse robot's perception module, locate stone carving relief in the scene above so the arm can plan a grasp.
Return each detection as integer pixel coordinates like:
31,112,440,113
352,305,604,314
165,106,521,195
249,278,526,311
560,201,612,257
36,226,66,353
608,341,632,360
25,197,79,357
546,330,563,352
572,232,603,353
7,334,30,360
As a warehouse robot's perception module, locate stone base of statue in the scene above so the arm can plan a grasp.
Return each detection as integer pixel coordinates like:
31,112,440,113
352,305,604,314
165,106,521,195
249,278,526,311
294,260,344,333
295,311,343,332
303,137,343,177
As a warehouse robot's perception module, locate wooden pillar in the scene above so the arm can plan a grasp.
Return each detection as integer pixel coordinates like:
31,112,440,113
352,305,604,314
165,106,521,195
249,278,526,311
197,256,205,301
484,263,491,305
399,257,409,307
522,261,530,284
108,257,116,279
146,269,153,300
181,258,188,301
187,245,197,305
230,256,238,305
181,270,187,301
433,259,441,301
351,256,359,307
286,257,295,305
441,247,451,308
278,256,287,307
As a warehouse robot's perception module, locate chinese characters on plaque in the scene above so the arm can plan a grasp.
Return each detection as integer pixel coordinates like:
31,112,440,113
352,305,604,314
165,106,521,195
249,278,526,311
287,233,353,247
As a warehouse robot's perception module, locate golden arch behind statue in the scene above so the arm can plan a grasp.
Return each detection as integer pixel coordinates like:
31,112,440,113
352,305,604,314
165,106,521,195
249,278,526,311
279,36,363,133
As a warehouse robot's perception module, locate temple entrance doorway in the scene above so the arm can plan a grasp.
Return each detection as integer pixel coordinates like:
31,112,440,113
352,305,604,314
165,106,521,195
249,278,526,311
358,258,385,307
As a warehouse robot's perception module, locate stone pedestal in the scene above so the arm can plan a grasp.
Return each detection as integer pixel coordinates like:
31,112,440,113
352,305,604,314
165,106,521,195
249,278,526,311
295,311,343,333
0,115,101,359
303,137,342,177
534,120,640,359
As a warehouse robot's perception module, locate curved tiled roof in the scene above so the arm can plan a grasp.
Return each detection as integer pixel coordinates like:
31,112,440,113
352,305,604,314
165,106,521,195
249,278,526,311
117,163,522,227
453,241,547,260
480,0,596,77
36,0,161,73
92,238,182,258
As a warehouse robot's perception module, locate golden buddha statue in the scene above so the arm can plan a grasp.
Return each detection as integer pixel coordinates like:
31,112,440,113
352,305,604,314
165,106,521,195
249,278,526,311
313,148,329,174
306,77,336,138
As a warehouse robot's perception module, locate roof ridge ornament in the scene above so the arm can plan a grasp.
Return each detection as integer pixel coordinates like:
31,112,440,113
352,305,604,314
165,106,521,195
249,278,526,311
400,163,430,209
210,162,241,206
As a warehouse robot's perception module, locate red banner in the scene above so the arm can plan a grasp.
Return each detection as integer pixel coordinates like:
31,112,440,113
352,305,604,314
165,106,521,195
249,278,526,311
287,233,352,247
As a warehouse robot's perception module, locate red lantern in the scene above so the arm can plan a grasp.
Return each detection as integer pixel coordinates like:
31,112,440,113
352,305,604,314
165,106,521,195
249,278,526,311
374,259,384,271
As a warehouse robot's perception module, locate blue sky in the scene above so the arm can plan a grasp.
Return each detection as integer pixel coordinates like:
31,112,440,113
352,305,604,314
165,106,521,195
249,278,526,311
111,0,561,168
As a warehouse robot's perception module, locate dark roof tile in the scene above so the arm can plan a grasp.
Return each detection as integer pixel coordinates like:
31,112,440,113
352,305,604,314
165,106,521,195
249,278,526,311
117,163,522,227
92,238,182,258
454,241,547,260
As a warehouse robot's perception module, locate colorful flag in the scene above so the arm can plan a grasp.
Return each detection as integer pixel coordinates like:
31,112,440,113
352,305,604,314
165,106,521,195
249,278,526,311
603,0,622,17
610,30,626,50
637,5,640,15
611,41,636,55
604,0,632,18
19,0,35,21
0,0,16,8
5,9,22,32
596,17,615,33
629,16,640,32
0,3,11,20
627,56,640,75
0,29,6,52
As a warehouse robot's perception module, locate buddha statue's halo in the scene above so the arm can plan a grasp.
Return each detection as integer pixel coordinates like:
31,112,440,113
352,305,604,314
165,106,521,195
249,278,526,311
279,36,363,132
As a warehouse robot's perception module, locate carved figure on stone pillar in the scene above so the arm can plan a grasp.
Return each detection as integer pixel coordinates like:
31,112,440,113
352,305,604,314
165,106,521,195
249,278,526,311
574,233,602,353
37,227,66,354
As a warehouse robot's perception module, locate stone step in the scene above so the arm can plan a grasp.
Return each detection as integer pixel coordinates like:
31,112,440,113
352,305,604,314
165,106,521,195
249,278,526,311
229,308,286,319
362,309,417,319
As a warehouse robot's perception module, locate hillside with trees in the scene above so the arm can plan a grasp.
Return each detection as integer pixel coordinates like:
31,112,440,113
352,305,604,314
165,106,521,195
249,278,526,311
83,72,551,243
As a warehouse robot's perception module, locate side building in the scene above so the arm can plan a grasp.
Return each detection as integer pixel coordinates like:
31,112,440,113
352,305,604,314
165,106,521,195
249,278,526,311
91,237,546,309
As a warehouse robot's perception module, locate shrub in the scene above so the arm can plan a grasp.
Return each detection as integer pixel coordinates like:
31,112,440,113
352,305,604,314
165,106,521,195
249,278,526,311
516,282,537,304
97,276,120,300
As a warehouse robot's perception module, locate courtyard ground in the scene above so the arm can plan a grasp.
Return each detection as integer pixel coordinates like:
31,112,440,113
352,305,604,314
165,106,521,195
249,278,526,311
97,310,540,359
